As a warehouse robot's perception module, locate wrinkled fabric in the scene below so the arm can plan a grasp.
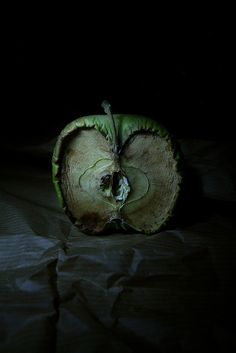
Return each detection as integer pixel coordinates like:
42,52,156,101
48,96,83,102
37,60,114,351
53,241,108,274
0,140,235,353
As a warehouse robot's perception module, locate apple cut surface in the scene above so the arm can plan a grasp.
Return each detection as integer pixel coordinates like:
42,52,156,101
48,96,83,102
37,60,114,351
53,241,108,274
120,133,181,233
60,128,119,234
52,114,182,235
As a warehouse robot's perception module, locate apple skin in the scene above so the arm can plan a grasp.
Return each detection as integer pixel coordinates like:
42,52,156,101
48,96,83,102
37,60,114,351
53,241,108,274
52,114,182,234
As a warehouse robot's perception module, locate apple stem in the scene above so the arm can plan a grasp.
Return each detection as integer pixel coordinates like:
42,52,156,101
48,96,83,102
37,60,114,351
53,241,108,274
101,100,118,155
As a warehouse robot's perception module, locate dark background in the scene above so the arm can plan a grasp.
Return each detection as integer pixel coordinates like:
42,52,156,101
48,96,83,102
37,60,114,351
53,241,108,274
1,25,236,353
1,29,232,145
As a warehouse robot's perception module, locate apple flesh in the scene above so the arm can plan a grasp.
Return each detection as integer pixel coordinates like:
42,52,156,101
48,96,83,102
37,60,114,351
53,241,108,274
52,114,182,234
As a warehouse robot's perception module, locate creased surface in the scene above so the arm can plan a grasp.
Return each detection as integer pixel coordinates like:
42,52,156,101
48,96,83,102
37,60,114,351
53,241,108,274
0,140,235,353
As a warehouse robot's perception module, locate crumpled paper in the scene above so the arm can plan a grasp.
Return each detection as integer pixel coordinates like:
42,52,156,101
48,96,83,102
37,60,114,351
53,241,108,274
0,140,235,353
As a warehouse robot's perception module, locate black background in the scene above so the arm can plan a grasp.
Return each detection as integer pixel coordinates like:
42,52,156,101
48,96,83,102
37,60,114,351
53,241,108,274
2,27,232,145
1,22,236,353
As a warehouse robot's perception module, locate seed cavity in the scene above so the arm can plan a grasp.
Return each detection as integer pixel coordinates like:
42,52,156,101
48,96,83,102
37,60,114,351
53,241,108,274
100,171,130,203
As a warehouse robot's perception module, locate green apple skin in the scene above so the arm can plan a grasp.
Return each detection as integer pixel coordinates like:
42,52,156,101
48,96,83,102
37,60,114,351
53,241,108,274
52,114,182,234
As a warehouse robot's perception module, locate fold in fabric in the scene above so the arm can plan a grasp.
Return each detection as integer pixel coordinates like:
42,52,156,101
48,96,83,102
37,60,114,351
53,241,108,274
0,140,235,353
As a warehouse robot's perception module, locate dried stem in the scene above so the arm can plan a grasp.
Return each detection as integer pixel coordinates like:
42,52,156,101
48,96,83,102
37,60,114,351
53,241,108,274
101,100,118,155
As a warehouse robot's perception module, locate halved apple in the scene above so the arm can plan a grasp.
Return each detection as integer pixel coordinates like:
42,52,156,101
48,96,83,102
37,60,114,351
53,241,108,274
52,105,182,234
